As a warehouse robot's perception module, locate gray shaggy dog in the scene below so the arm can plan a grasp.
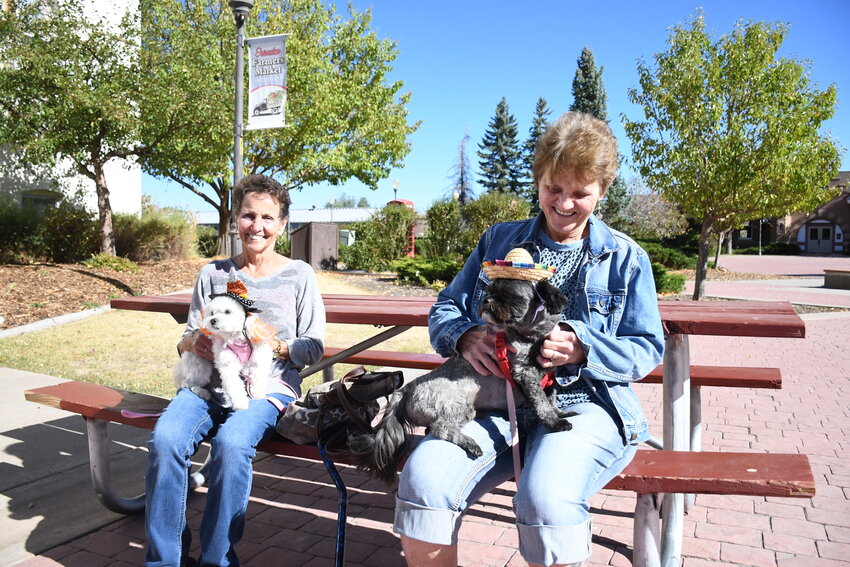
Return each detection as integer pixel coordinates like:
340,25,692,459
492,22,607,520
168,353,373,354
349,277,577,484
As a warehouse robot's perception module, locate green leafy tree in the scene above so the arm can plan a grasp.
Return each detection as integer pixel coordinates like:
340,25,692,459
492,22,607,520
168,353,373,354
140,0,419,255
624,13,842,299
570,46,607,120
523,97,551,213
0,0,141,255
477,97,524,195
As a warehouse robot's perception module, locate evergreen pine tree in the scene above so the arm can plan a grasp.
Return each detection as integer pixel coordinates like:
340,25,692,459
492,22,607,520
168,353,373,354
570,46,608,120
523,97,552,213
450,134,474,208
570,47,629,228
477,98,524,195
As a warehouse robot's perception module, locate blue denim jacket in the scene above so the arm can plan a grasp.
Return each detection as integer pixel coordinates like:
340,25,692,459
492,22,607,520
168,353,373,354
428,214,665,444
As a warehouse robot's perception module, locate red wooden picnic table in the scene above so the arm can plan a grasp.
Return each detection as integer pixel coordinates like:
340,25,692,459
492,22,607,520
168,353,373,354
110,292,805,566
111,292,804,337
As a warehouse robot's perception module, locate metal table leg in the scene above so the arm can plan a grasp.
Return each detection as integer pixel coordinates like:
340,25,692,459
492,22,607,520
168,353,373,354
85,417,146,514
685,384,702,512
299,325,413,380
661,333,690,566
633,493,662,567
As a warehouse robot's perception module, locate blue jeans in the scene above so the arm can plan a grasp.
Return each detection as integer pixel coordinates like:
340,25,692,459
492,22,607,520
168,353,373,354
394,402,636,566
145,388,292,567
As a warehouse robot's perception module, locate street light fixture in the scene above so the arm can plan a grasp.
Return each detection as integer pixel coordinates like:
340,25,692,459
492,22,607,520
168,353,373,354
227,0,255,256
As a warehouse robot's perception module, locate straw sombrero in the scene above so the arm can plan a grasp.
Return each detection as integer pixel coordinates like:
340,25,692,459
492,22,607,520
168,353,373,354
482,248,556,282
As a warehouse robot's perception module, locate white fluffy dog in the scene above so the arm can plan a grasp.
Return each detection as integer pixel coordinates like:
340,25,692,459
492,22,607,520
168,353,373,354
173,293,274,410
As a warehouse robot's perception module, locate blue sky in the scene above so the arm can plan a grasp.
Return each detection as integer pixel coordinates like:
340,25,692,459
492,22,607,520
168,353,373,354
143,0,850,214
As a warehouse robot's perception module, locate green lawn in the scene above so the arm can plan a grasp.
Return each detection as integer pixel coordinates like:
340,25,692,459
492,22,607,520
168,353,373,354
0,274,433,397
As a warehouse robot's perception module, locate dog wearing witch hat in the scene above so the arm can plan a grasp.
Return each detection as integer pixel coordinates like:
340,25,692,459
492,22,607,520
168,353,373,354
173,269,275,410
349,248,577,483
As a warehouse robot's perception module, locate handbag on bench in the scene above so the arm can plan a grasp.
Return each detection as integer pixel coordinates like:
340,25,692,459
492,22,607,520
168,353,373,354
276,366,404,460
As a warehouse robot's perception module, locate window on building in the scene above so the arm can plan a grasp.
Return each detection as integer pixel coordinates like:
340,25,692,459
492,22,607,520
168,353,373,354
21,190,61,212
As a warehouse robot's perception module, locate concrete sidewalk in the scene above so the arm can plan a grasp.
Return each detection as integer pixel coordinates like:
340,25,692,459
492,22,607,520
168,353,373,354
4,254,850,566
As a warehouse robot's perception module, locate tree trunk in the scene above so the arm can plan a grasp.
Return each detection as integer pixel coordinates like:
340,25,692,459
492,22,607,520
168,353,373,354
692,219,714,301
714,229,727,269
216,207,231,257
93,163,116,256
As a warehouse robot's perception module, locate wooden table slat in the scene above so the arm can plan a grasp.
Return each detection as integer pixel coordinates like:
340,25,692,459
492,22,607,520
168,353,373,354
110,294,805,339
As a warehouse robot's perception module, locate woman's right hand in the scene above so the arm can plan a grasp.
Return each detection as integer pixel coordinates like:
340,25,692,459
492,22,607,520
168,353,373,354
457,325,501,377
178,332,213,360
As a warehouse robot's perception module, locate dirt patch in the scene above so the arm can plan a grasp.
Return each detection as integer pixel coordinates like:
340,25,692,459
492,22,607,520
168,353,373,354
0,262,436,330
0,260,209,330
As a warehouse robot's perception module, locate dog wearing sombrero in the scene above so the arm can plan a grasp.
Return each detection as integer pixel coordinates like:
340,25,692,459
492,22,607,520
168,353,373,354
173,269,275,410
349,248,577,483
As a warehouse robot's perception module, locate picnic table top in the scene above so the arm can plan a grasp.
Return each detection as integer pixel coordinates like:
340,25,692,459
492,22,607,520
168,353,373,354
110,293,805,339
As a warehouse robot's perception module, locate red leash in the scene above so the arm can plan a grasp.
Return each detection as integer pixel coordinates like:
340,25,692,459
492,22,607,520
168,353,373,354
494,332,555,484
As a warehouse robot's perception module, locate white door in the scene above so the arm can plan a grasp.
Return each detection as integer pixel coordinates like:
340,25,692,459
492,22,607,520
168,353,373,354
807,225,833,254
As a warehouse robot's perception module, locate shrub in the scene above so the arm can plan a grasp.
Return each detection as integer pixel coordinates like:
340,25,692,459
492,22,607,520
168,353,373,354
275,233,291,257
0,194,98,263
83,253,139,273
734,242,801,255
638,241,697,270
391,255,464,290
651,262,686,294
40,199,99,262
0,196,47,263
341,204,417,271
459,192,531,254
113,201,196,262
424,198,464,258
195,225,219,258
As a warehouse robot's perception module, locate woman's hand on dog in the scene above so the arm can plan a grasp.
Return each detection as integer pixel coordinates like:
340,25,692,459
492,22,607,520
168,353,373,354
458,325,504,377
178,333,214,360
537,324,586,368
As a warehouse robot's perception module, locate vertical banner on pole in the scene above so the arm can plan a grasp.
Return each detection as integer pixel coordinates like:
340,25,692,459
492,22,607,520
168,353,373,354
246,34,287,131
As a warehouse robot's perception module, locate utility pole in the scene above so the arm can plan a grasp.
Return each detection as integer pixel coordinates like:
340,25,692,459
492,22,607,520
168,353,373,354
227,0,255,256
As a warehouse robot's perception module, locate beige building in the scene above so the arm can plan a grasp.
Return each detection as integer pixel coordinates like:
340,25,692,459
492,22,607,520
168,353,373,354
734,171,849,254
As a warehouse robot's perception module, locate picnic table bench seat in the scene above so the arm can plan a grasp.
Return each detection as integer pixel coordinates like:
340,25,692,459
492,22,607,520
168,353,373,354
321,347,782,389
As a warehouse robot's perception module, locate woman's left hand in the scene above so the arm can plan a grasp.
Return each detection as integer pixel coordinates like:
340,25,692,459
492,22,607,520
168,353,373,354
537,323,586,368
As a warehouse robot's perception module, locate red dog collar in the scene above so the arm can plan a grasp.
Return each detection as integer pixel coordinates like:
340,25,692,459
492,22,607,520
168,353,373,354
495,331,555,389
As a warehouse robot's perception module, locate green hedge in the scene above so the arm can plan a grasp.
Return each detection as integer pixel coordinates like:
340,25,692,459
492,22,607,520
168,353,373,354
0,196,98,263
340,204,418,271
113,203,196,262
637,240,697,270
651,262,686,294
733,242,801,255
391,255,465,291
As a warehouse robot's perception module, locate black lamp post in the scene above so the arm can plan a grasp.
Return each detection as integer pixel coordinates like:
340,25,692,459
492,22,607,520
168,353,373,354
228,0,254,256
